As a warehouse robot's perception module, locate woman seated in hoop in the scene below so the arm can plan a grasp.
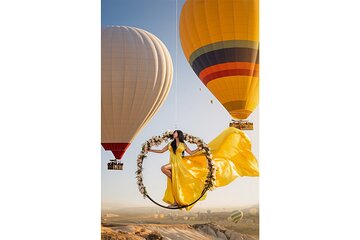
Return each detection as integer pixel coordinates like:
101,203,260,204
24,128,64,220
148,128,259,211
148,130,199,180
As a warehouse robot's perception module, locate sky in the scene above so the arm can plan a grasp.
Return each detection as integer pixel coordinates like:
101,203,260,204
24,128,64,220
101,0,259,210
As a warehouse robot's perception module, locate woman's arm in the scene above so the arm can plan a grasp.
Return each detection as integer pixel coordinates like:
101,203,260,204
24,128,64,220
148,145,168,153
184,143,199,156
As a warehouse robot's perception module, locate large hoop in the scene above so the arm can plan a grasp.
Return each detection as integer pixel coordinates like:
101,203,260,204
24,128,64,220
136,130,216,209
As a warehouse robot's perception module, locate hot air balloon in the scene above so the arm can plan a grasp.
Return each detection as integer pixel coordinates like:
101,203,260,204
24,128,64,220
228,210,244,223
102,26,173,169
180,0,259,127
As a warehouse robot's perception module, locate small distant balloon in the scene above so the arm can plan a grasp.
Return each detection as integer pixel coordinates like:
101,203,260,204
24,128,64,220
250,208,258,216
229,210,243,223
210,100,213,104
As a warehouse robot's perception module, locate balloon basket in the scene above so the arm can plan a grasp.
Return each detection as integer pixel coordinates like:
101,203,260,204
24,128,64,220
229,120,254,130
107,159,123,170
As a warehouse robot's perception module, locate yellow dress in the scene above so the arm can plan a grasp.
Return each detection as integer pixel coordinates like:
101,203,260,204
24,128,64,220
162,127,259,211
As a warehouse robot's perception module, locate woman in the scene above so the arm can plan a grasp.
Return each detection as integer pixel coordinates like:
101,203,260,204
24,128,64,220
149,130,198,179
148,127,259,211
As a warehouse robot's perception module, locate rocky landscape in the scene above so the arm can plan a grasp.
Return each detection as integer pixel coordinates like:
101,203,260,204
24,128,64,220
102,223,257,240
101,206,258,240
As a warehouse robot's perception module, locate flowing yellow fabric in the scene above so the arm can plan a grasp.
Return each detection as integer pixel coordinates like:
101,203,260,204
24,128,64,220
162,127,259,211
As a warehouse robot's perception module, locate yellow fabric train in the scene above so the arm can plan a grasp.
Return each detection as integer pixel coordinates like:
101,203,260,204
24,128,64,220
163,127,259,211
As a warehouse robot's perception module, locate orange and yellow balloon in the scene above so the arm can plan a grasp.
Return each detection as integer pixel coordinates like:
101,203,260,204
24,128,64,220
102,26,173,159
180,0,259,120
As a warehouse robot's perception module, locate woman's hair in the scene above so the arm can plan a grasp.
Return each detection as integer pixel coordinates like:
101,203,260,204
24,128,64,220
170,130,185,156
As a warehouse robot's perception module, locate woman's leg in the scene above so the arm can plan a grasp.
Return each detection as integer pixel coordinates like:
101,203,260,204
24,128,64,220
161,164,178,206
161,163,172,179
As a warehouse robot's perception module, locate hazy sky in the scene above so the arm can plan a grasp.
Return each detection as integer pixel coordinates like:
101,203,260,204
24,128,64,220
101,0,259,210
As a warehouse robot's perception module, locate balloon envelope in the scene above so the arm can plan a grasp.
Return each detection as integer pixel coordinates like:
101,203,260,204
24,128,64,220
102,26,173,159
229,210,244,223
180,0,259,120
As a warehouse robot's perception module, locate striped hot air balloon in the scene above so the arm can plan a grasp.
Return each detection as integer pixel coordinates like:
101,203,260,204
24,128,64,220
102,26,173,160
180,0,259,120
229,210,244,223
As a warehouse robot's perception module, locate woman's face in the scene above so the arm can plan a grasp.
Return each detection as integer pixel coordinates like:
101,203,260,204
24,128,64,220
173,131,178,139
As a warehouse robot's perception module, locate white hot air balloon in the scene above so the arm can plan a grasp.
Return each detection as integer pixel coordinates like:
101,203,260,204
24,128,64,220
102,26,173,161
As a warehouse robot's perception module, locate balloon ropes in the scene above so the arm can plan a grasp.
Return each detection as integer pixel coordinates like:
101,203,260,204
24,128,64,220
101,26,173,170
136,131,217,209
179,0,259,130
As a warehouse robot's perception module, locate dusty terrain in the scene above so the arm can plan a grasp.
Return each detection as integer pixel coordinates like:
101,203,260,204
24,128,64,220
101,206,258,240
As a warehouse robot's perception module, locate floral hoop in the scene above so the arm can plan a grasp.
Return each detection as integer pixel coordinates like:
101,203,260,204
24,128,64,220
136,130,216,208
